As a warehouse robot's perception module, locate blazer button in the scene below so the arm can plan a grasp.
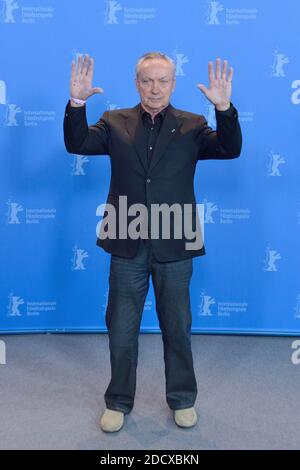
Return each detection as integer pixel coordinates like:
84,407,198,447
146,178,151,183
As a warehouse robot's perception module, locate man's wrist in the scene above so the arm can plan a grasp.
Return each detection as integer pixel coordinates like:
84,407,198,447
70,97,86,108
215,102,231,112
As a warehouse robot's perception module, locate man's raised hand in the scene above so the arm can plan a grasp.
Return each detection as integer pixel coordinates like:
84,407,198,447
197,58,233,111
70,54,104,106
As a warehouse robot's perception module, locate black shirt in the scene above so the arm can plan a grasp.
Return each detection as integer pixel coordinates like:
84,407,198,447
139,103,169,168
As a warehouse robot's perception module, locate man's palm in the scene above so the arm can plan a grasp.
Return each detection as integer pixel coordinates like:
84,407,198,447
197,58,233,108
70,54,104,100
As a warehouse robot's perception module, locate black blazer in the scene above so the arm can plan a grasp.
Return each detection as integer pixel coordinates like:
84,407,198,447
63,101,242,261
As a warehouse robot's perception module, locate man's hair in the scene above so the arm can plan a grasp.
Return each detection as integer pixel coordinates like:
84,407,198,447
135,52,176,79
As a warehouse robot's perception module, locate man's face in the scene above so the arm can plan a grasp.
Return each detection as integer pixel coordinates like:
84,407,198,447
135,59,176,112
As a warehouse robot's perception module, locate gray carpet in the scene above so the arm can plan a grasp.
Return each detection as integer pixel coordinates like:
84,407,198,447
0,333,299,450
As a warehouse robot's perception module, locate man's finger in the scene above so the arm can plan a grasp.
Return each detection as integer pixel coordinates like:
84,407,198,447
197,84,209,95
76,55,83,78
222,60,228,80
87,57,95,81
92,87,104,94
215,57,221,80
208,61,215,82
227,67,234,82
82,54,89,75
71,60,76,83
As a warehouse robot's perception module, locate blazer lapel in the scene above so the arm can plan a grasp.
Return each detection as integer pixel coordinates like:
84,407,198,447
124,103,183,174
148,104,182,173
125,104,148,173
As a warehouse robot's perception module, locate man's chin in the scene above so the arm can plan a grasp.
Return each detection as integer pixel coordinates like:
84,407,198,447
147,100,165,110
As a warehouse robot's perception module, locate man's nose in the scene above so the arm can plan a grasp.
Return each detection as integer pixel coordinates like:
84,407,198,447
151,82,160,94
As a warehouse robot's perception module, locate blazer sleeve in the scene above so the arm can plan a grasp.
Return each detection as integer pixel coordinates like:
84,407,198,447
196,103,242,160
63,101,109,155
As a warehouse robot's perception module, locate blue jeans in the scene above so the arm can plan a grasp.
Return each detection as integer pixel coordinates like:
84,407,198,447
104,238,197,414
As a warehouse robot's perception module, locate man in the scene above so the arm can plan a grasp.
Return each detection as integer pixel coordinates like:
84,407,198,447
63,52,242,433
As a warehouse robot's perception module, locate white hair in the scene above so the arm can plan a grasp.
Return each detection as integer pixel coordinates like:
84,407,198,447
135,52,176,78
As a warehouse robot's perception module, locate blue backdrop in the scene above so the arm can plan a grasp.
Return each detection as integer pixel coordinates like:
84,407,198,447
1,0,299,335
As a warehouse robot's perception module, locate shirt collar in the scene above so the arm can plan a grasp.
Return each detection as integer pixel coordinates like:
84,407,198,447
139,102,169,121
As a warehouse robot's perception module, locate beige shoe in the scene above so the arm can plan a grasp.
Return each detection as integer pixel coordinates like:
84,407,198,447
174,407,198,428
100,408,124,432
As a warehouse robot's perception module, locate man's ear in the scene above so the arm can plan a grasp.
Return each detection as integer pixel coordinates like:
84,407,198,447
172,79,176,93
